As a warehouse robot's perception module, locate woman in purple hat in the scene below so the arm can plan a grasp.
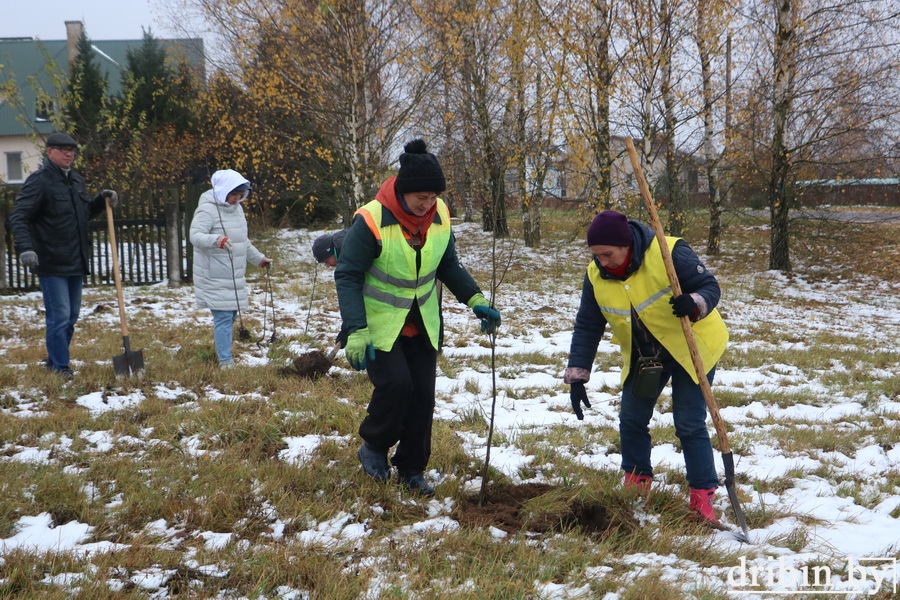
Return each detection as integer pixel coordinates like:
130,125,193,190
564,210,729,525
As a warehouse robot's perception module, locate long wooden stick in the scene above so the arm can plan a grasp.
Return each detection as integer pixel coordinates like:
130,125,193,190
624,137,750,542
623,139,731,452
105,200,128,339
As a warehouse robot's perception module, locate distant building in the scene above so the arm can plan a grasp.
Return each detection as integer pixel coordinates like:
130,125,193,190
0,21,203,182
502,135,705,209
796,178,899,207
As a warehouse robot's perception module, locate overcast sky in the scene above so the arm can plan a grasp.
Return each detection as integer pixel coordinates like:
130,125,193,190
1,0,200,42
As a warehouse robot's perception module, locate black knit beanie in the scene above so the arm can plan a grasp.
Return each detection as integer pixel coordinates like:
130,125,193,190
395,139,446,195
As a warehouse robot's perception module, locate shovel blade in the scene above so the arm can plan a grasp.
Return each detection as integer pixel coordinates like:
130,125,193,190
724,482,751,544
721,452,751,543
112,349,145,378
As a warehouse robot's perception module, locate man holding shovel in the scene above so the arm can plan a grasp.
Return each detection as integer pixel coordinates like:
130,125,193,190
564,210,729,524
9,133,118,378
336,139,500,497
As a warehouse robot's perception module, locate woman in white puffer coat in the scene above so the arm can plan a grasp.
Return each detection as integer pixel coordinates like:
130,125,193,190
190,169,272,368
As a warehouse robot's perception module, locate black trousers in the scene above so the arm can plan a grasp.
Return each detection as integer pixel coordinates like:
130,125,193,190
360,334,437,473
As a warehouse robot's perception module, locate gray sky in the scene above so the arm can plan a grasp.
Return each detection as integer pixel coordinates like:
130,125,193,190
1,0,191,41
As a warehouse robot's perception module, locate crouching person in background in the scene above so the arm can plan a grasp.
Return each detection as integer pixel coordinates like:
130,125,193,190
564,210,728,524
190,169,272,369
335,139,501,497
312,229,350,350
312,229,347,268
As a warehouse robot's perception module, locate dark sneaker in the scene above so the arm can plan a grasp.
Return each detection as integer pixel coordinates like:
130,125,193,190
398,471,435,497
43,362,74,380
357,443,389,482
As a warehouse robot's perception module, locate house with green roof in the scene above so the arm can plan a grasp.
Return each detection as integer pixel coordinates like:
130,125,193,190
0,21,203,183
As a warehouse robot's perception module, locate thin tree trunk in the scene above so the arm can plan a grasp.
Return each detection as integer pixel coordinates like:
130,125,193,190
461,60,477,223
515,50,535,246
769,0,795,271
660,0,684,235
697,0,722,255
590,1,613,209
470,50,508,236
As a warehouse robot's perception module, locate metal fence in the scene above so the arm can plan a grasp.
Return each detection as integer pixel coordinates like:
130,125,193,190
1,184,203,292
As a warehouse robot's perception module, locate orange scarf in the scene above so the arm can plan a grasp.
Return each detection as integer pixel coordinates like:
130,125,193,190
375,176,438,246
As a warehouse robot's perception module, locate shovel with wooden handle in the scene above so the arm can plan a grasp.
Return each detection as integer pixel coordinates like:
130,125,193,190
624,137,750,543
105,199,145,378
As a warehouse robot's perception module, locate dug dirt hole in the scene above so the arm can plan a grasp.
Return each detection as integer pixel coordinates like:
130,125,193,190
455,483,629,537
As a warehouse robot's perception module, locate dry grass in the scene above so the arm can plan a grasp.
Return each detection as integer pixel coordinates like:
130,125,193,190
0,206,898,598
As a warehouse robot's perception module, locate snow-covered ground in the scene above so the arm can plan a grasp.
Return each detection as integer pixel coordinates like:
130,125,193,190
1,219,898,599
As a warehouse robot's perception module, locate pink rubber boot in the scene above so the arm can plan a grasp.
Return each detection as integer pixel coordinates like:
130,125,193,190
624,472,653,494
689,487,719,524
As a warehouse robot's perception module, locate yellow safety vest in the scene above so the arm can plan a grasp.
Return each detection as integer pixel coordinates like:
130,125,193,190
588,236,729,383
355,199,452,351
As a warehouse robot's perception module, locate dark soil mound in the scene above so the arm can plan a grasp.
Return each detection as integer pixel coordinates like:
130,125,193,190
279,351,332,379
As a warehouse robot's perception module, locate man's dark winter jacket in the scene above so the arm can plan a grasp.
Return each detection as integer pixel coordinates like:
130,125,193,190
9,160,106,276
568,219,721,371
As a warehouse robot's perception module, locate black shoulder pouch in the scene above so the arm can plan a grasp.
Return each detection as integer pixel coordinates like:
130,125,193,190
632,355,664,398
631,306,664,398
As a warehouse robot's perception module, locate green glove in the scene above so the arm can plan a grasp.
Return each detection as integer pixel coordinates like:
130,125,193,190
345,327,375,370
467,293,501,334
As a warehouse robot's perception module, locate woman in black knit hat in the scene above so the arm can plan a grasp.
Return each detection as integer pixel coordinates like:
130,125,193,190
335,139,501,496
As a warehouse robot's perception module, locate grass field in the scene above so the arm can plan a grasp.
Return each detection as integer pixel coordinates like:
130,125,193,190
0,207,898,599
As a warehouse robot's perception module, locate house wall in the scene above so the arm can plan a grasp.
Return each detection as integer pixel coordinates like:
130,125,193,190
0,135,43,183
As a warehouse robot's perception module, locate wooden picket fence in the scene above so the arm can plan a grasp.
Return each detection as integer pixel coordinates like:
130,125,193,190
1,184,204,292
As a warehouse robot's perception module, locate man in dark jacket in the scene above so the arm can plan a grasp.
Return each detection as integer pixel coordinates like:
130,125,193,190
564,210,729,524
8,133,119,377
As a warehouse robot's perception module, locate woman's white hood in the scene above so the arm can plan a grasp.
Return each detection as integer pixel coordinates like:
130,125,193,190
211,169,251,204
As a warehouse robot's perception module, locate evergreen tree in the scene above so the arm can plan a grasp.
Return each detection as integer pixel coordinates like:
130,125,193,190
122,29,196,132
64,30,108,158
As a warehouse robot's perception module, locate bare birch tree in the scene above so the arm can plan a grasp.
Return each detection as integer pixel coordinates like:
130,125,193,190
188,0,440,224
739,0,900,270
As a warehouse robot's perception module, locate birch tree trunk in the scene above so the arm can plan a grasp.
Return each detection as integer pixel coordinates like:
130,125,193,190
696,0,722,254
589,1,614,209
769,0,795,271
660,0,685,235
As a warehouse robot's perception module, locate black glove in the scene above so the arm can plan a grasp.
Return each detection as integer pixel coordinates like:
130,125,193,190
20,250,39,268
670,294,698,319
570,382,592,420
100,189,119,208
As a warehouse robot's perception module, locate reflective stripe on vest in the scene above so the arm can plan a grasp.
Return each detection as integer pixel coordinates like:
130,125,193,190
588,236,729,383
356,199,451,351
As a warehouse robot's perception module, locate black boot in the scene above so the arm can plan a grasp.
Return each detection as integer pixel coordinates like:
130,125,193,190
398,471,435,497
357,442,389,482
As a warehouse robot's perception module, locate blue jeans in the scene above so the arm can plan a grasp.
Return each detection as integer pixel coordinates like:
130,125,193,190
39,275,83,371
619,356,718,490
211,309,237,365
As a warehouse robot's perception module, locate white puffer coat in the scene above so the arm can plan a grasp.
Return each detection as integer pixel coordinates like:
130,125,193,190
190,171,265,311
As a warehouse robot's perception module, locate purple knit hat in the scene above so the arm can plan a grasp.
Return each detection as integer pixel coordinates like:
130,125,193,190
586,210,633,247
